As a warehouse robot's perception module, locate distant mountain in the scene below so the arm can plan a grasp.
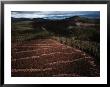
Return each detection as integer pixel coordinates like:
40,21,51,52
41,13,100,20
11,13,100,22
80,14,100,19
64,16,100,23
11,17,33,22
33,18,49,22
11,15,100,24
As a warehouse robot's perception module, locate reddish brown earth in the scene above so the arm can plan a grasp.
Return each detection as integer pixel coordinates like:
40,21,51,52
11,39,99,77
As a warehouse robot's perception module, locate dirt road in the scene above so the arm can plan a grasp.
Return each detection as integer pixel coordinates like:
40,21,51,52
11,39,99,77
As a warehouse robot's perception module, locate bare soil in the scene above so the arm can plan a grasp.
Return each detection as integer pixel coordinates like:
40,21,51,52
11,39,99,77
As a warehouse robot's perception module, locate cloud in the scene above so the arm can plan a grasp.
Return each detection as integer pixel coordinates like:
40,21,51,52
11,11,100,19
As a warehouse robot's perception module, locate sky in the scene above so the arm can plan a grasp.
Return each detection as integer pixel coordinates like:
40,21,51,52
11,11,100,19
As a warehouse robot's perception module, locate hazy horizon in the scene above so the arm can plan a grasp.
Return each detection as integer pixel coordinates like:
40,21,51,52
11,11,100,19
